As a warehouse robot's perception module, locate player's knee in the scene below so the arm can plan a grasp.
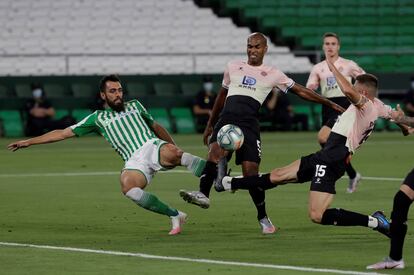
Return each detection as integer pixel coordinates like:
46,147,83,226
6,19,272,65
270,168,286,183
309,209,323,224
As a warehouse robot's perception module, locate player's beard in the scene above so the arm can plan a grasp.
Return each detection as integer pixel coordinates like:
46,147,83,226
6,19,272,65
107,98,125,112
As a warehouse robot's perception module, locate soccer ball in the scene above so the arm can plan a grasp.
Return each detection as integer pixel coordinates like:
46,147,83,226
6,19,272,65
217,124,244,151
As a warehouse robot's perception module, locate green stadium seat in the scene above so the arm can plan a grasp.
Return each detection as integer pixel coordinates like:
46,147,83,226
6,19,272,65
72,83,95,98
0,84,11,98
54,109,70,120
153,82,179,96
72,109,92,123
148,108,173,132
375,118,386,131
180,82,201,96
170,107,196,134
15,84,32,98
43,83,68,98
126,82,153,98
0,110,24,137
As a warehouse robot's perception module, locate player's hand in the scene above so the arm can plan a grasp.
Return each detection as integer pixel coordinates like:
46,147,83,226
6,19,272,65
7,140,30,152
203,126,213,145
391,104,405,121
331,103,346,113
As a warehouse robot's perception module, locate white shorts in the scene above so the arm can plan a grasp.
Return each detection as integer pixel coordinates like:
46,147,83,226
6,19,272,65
123,138,168,184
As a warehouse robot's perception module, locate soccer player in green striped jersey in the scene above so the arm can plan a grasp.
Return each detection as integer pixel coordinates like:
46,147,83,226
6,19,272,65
7,74,206,235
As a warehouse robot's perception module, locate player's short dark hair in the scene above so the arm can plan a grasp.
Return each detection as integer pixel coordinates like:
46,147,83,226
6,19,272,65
356,74,378,95
323,32,340,44
100,74,121,93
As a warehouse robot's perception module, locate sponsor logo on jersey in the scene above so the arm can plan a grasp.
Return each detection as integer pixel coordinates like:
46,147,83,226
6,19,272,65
239,76,257,91
326,76,337,87
242,76,256,85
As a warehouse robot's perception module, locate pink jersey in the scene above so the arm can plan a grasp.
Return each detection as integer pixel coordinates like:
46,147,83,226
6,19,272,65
331,97,392,153
306,57,365,98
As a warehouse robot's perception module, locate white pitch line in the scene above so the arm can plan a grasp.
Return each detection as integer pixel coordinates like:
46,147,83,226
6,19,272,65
0,170,405,182
0,242,387,275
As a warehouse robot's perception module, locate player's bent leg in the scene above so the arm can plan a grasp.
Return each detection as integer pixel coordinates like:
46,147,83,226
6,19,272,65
121,170,186,235
269,159,301,184
308,191,334,224
317,126,331,146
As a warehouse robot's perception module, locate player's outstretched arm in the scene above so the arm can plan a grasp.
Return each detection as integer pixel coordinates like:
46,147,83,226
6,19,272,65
151,122,175,145
7,127,75,152
326,58,364,107
203,87,228,145
289,83,345,113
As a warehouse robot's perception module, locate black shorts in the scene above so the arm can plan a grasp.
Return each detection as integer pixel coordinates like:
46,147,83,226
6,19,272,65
322,97,351,127
210,118,261,165
296,133,349,194
402,168,414,190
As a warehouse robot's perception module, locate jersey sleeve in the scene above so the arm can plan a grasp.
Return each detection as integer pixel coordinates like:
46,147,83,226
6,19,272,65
349,61,366,78
375,99,393,119
273,69,294,93
222,62,231,89
70,111,98,136
306,65,320,90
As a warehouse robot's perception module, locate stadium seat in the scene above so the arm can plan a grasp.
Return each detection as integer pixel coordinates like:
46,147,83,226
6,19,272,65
180,82,202,96
126,82,153,98
153,82,179,96
15,84,32,98
43,83,69,98
54,109,70,120
148,108,173,133
71,83,95,98
170,107,196,134
293,104,315,131
0,84,10,98
72,108,92,122
0,110,24,137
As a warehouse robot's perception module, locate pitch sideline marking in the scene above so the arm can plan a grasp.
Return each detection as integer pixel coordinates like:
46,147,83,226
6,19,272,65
0,241,387,275
0,170,405,182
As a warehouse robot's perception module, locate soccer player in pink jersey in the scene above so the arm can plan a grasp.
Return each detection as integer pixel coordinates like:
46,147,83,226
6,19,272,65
215,57,407,239
307,33,365,193
367,107,414,270
180,32,345,234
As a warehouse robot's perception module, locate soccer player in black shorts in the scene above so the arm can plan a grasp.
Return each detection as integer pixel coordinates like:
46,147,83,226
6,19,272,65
306,32,365,193
179,32,345,234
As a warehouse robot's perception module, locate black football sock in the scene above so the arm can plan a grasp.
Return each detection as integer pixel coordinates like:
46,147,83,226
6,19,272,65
389,190,413,261
199,161,217,198
249,187,267,220
231,173,275,190
345,162,357,179
321,208,368,226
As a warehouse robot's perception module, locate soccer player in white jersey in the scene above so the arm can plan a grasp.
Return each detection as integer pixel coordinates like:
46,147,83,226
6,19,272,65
215,57,407,239
7,74,207,235
306,32,365,193
180,32,345,234
366,107,414,270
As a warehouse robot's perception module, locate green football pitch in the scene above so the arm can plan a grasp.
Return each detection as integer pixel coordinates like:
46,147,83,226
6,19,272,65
0,132,413,274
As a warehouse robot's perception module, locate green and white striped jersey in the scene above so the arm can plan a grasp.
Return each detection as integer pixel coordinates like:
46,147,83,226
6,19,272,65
70,99,157,161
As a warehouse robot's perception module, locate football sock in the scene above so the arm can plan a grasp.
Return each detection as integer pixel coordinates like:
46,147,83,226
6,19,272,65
249,187,267,220
125,187,178,217
231,173,275,190
345,162,357,179
321,208,368,226
199,161,217,197
389,190,413,261
181,152,206,177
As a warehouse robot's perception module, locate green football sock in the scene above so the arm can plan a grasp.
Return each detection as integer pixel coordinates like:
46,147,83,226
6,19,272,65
133,190,178,217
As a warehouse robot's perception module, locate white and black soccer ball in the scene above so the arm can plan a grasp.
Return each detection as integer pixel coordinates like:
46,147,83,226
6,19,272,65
217,124,244,151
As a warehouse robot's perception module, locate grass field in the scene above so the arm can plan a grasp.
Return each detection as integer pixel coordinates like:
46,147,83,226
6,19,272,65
1,132,413,274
